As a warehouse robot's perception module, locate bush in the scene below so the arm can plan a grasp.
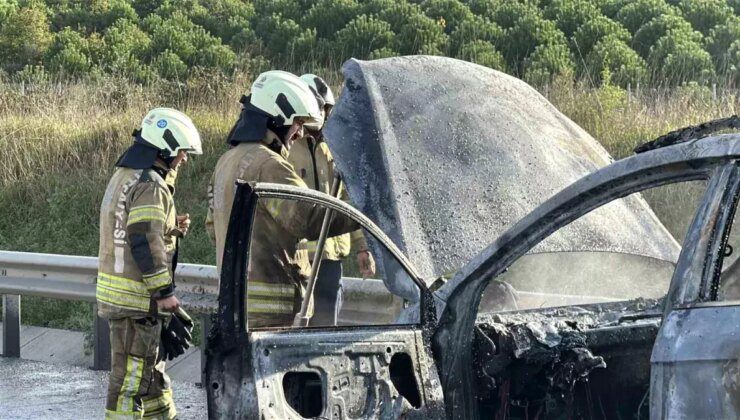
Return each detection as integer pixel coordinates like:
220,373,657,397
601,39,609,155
649,29,716,85
571,15,630,56
333,15,395,59
524,42,574,85
632,14,696,58
598,0,630,18
368,46,399,59
705,16,740,73
487,1,541,29
587,35,648,86
502,13,568,73
252,0,303,22
678,0,732,35
188,0,255,44
253,13,303,59
302,0,360,38
727,39,740,85
449,15,503,56
0,5,52,72
377,2,424,33
457,39,506,71
615,0,676,33
544,0,601,37
152,49,188,79
396,12,447,55
45,27,96,75
420,0,473,33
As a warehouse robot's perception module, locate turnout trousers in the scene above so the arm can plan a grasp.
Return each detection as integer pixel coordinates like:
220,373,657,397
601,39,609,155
105,317,176,420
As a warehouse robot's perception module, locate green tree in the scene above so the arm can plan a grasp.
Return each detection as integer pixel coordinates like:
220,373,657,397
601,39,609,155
727,39,740,85
502,13,568,73
152,49,187,79
457,39,506,71
333,14,395,59
544,0,601,37
253,13,303,58
449,15,503,56
587,35,648,86
0,5,52,72
361,0,395,15
302,0,360,38
615,0,676,33
252,0,302,22
678,0,732,35
705,16,740,73
632,14,696,58
524,42,574,85
189,0,255,44
378,2,424,33
487,1,541,29
649,29,716,85
45,28,107,76
598,0,630,18
397,12,447,55
571,15,630,56
420,0,473,33
368,46,398,59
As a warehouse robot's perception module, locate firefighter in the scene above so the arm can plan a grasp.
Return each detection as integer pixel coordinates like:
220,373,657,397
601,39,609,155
97,108,201,419
205,70,359,328
290,73,376,326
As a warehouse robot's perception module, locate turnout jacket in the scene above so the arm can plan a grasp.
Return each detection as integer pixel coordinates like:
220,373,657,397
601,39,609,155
97,167,179,319
205,131,358,318
288,134,369,261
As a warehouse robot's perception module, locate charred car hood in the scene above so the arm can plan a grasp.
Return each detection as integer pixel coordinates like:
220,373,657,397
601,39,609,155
325,56,679,300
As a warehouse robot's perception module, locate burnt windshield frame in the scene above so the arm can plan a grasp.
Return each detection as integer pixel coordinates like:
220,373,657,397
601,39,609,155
237,183,434,332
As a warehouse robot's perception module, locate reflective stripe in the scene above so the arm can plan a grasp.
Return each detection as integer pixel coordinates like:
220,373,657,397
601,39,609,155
97,284,150,312
105,409,140,420
99,273,149,295
142,388,175,419
117,356,144,413
142,270,171,291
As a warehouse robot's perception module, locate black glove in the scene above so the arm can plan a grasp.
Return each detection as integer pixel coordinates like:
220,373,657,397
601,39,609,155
159,308,194,361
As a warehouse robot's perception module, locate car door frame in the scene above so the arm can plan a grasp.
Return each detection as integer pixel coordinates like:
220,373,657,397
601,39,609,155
205,181,442,419
431,135,740,419
650,159,740,418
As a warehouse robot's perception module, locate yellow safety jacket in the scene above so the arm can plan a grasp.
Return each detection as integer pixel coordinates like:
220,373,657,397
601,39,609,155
205,131,358,323
288,135,368,261
97,167,179,319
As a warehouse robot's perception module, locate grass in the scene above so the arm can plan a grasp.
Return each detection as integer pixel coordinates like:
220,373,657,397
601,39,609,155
0,72,737,333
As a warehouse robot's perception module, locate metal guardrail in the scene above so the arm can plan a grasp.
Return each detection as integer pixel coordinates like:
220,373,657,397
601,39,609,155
0,251,219,377
0,251,398,376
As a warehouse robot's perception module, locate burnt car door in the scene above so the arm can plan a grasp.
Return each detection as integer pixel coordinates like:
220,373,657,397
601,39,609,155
206,182,445,419
651,155,740,418
431,135,740,418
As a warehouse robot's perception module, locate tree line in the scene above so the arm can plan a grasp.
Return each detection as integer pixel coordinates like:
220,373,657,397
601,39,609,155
0,0,738,87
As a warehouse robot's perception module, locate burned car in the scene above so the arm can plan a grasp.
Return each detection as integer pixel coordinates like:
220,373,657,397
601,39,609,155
205,56,740,419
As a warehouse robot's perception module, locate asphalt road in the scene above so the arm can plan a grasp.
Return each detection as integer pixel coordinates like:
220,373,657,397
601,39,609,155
0,358,207,419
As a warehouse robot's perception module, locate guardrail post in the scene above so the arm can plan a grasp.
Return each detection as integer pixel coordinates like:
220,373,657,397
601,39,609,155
92,306,111,371
2,294,21,357
200,313,211,387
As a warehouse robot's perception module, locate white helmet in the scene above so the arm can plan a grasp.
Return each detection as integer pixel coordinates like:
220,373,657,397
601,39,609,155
300,73,335,107
139,107,202,157
249,70,322,128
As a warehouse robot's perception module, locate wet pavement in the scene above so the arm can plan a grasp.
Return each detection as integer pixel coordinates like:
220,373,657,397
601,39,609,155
0,358,207,419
